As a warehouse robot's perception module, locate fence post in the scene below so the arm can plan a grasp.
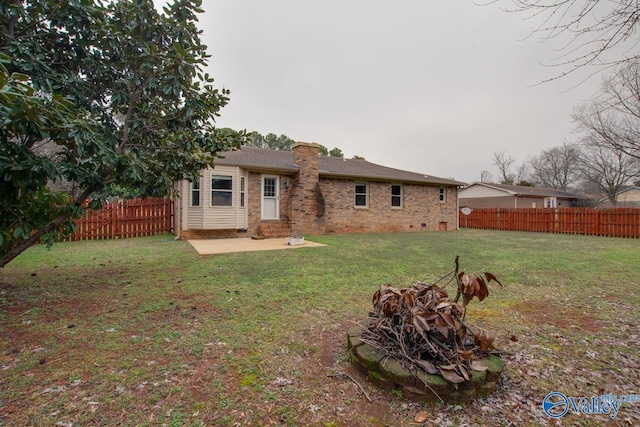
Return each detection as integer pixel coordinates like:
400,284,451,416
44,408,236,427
110,201,116,239
457,207,640,238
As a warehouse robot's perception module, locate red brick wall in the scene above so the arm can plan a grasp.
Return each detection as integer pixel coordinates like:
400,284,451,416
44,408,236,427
181,142,459,239
291,143,325,235
247,171,294,238
320,178,458,234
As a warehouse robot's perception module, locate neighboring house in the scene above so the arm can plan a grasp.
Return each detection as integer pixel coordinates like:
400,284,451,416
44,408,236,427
458,182,590,209
615,186,640,207
597,186,640,208
175,142,464,239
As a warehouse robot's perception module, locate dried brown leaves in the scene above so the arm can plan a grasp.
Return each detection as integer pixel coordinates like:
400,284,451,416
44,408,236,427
457,271,502,309
365,259,503,386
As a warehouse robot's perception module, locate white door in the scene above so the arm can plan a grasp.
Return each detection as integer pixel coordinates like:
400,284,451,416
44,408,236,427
261,176,279,220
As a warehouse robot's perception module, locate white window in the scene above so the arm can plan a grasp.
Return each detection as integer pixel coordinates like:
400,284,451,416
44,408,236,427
191,179,201,207
391,184,402,207
355,182,368,207
211,175,233,207
240,177,245,208
439,187,446,202
261,176,279,220
544,197,557,208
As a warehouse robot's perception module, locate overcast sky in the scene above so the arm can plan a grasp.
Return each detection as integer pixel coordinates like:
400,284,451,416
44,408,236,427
157,1,604,183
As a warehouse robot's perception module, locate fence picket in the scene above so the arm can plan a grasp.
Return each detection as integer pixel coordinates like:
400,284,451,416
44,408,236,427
459,207,640,238
67,198,174,241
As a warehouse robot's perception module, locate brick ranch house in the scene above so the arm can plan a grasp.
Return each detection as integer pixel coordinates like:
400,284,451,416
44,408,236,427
175,142,464,239
458,182,590,209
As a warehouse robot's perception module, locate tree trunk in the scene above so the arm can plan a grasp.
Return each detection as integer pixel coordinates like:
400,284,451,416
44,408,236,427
0,188,93,269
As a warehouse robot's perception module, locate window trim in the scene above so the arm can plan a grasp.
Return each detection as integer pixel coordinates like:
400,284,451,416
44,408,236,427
391,184,402,208
240,177,245,208
355,182,368,207
544,197,557,208
190,179,201,207
211,174,233,207
438,187,446,202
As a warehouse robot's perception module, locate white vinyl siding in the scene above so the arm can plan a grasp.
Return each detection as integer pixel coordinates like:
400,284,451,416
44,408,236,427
185,179,203,229
458,185,513,199
191,179,201,207
185,165,248,230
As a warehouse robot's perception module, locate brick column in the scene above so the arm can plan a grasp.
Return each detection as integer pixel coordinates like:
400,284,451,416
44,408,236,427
291,142,325,235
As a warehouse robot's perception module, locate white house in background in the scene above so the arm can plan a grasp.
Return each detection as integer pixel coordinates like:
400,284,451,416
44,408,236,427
458,182,590,209
598,186,640,208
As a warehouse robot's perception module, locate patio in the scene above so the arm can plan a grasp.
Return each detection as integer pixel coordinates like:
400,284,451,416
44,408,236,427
187,237,326,255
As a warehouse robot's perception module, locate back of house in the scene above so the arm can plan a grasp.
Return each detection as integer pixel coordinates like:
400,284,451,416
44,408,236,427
175,143,464,239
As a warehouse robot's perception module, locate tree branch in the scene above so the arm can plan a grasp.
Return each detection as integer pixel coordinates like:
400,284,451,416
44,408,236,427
0,186,94,269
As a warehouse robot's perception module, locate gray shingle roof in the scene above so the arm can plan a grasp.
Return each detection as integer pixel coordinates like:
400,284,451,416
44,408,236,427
467,182,589,199
215,146,298,172
215,146,464,186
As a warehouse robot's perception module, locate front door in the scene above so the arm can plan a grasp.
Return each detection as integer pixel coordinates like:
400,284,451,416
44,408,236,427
261,176,279,220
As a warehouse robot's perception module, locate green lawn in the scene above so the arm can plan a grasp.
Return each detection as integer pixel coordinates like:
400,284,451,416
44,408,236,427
1,230,638,426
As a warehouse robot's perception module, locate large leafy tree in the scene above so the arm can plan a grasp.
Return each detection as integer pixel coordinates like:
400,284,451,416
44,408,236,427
245,131,348,158
246,132,295,151
0,0,244,268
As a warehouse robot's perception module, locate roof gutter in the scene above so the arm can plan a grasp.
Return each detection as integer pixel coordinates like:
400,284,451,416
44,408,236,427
319,171,462,186
456,187,460,230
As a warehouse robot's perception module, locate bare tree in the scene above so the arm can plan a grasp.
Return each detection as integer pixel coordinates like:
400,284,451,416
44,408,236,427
480,170,494,183
573,59,640,161
493,151,516,184
493,1,640,78
577,135,637,204
527,143,582,190
492,150,528,184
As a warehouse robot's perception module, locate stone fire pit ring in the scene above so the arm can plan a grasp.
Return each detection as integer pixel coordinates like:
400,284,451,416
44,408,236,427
347,323,504,403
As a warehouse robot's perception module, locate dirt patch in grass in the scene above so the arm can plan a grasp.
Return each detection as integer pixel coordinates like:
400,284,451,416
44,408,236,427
512,300,606,333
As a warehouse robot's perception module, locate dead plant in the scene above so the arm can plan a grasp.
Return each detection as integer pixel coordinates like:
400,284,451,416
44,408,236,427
363,256,503,386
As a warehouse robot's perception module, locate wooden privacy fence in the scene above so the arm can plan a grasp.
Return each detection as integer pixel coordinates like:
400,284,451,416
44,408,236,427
459,208,640,238
68,198,174,241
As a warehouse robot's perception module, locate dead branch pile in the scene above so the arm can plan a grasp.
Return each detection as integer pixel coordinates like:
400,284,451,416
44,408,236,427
362,256,502,386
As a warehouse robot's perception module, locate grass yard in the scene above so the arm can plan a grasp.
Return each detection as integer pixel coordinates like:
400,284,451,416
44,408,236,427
0,230,639,426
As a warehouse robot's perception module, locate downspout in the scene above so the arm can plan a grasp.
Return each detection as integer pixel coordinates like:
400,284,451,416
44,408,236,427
514,194,518,209
174,181,181,240
456,185,460,230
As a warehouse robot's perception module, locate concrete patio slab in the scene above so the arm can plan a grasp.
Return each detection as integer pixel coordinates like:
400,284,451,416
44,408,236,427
188,237,326,255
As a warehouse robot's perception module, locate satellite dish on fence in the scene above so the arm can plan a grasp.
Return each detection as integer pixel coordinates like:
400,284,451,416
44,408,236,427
461,207,473,216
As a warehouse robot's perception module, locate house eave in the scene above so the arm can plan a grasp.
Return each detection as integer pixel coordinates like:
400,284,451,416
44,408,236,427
319,171,462,186
214,161,298,174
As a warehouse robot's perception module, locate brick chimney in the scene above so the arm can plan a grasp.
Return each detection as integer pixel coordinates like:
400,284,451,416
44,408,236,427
291,142,325,235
